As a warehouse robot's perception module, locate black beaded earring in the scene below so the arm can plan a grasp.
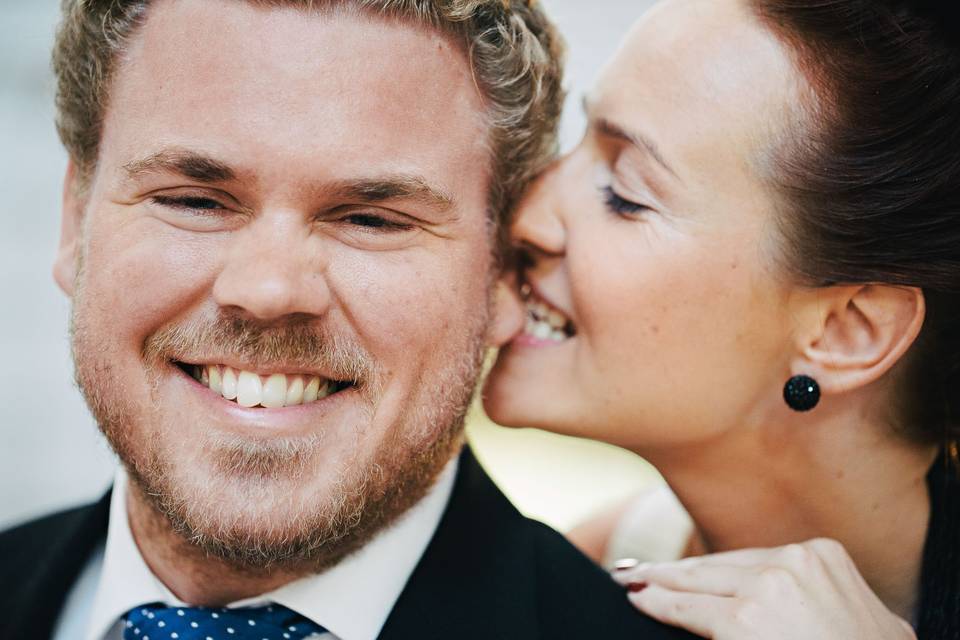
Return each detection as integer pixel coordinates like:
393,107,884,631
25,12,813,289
783,375,820,412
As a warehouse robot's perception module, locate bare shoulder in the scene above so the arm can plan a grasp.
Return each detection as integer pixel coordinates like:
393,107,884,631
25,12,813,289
568,485,695,568
604,485,695,566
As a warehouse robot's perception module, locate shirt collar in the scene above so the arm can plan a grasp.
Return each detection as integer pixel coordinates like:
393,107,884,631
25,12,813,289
85,457,458,640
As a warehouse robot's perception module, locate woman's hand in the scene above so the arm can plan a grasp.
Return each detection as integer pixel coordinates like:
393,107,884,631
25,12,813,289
612,538,915,640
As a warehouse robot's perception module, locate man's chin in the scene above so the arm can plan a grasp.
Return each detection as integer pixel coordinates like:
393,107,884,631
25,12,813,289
121,422,463,573
126,449,362,572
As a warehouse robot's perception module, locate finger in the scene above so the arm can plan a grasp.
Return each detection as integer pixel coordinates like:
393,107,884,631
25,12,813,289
629,583,734,638
612,562,650,585
666,547,781,568
621,562,754,597
611,548,778,585
612,558,641,571
801,538,860,585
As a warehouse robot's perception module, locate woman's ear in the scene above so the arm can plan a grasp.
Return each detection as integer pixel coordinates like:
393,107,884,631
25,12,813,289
791,285,925,395
53,160,84,297
487,277,525,348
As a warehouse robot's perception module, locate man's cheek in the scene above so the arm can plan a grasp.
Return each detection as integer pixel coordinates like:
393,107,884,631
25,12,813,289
87,226,218,330
360,273,482,346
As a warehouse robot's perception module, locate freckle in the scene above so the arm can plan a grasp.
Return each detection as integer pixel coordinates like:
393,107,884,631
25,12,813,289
650,325,660,335
835,469,845,479
730,261,739,270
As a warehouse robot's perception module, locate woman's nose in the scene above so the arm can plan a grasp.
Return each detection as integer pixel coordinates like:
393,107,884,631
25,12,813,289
510,160,567,257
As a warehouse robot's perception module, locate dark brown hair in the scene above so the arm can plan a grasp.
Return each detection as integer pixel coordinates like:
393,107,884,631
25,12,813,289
749,2,960,636
751,0,960,447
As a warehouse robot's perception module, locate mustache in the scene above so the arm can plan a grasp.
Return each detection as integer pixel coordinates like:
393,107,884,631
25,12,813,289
141,312,378,386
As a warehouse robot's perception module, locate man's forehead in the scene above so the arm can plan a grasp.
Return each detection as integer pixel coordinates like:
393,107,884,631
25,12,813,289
100,0,492,207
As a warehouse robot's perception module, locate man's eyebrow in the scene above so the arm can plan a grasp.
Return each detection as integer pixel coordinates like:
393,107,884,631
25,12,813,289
582,96,680,180
328,175,455,214
122,150,455,215
122,149,237,183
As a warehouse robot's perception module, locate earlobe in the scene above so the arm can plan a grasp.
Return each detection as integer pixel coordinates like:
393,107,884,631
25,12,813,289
795,285,925,395
53,161,84,297
486,278,524,348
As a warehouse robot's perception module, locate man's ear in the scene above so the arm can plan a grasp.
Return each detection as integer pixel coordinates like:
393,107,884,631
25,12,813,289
53,160,84,297
791,284,925,395
486,277,524,348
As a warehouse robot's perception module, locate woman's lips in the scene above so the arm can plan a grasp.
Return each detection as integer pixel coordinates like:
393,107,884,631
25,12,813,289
517,281,576,344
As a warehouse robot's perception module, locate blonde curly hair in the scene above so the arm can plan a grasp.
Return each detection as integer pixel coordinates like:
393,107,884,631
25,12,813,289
52,0,565,242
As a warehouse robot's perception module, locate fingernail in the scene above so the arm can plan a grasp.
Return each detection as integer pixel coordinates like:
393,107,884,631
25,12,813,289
613,558,639,571
627,582,648,593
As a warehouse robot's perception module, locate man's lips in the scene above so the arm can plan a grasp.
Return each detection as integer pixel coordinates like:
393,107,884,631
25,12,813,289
173,361,352,409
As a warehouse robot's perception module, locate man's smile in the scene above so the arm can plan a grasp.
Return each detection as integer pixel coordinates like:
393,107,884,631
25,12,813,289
177,363,353,409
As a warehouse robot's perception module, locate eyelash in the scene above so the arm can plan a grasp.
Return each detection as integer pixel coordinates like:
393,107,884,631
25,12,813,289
151,196,413,232
151,195,224,212
341,213,413,232
601,186,649,217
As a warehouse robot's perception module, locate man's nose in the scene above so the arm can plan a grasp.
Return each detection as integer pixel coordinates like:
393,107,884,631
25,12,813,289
212,212,331,321
510,159,567,258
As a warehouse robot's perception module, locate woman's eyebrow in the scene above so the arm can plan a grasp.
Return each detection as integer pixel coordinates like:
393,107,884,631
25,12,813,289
594,117,680,181
582,95,681,181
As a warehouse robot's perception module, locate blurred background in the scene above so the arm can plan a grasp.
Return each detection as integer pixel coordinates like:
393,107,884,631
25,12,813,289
0,0,661,532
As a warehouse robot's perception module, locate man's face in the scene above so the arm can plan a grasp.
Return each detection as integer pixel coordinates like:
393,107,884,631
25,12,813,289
57,0,513,569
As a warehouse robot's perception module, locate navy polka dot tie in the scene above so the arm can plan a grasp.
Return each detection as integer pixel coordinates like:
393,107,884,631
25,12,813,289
122,603,328,640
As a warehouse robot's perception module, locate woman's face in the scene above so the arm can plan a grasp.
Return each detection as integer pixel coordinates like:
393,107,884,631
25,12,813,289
484,0,809,452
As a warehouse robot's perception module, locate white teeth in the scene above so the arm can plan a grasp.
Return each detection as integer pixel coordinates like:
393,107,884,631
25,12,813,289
285,375,305,406
236,371,263,408
318,379,332,400
522,293,571,344
524,294,572,336
188,364,339,408
523,318,567,343
547,310,566,328
261,373,287,409
303,376,321,403
533,322,552,340
208,366,222,394
222,367,238,400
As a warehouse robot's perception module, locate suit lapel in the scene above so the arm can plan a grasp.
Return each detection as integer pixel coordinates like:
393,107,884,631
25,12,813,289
378,448,541,640
1,490,111,640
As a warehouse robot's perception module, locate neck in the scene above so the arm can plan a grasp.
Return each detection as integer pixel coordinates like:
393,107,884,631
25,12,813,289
125,483,304,606
643,413,938,620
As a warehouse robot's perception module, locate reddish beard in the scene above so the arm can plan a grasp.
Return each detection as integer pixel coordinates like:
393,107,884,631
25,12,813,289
70,303,489,573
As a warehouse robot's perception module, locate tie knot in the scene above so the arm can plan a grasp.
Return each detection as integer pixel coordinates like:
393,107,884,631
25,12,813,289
123,603,326,640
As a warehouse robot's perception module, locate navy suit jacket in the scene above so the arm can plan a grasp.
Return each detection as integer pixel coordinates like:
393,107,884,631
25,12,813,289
0,449,696,640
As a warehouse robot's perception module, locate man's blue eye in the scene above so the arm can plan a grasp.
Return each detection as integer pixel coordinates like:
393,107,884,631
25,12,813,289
601,186,648,216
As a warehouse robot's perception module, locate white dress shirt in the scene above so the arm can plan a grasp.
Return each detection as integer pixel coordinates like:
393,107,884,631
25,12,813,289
52,458,458,640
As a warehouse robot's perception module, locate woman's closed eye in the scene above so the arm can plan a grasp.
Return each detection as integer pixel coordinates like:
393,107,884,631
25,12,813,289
601,186,651,218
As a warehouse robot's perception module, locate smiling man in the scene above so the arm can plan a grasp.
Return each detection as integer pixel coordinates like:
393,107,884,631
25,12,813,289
0,1,692,639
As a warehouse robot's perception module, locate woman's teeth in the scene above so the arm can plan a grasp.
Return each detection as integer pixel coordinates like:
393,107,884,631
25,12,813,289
189,364,335,408
523,296,573,343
